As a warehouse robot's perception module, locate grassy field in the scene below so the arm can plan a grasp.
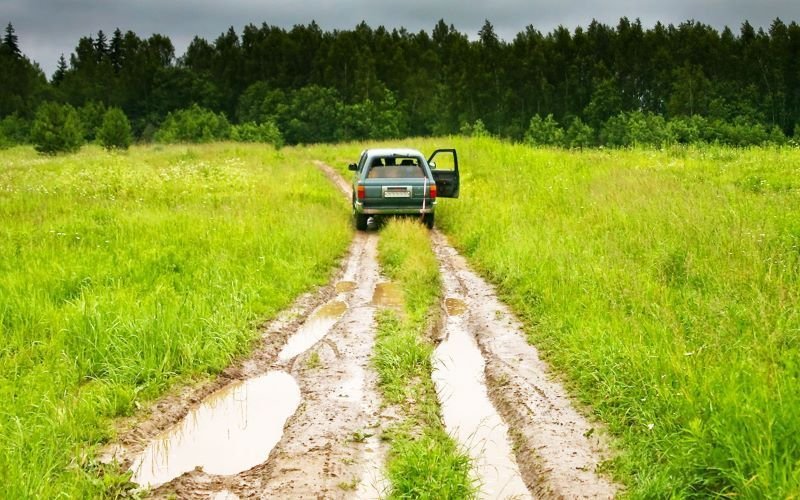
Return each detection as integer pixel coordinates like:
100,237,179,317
0,143,351,497
4,138,799,498
374,219,474,498
313,138,800,497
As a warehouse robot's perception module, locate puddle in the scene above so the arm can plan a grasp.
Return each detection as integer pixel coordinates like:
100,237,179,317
432,313,530,498
335,281,357,293
444,297,467,316
371,282,403,310
130,371,301,488
278,301,347,361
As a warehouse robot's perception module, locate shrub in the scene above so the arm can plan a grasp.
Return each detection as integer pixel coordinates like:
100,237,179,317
154,104,231,143
525,114,564,146
230,120,284,148
0,113,30,148
564,117,594,149
30,102,84,154
97,107,133,150
78,101,106,141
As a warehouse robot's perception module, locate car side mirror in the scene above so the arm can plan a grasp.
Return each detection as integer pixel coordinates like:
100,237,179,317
429,161,437,169
348,163,358,171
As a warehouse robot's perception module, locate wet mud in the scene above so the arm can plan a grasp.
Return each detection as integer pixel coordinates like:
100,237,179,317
108,230,393,498
432,231,619,499
371,282,404,311
432,308,531,498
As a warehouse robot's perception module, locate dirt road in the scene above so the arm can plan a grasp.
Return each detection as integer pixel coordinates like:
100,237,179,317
107,161,618,499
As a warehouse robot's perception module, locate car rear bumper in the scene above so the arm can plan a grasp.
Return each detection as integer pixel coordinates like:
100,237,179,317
354,201,435,215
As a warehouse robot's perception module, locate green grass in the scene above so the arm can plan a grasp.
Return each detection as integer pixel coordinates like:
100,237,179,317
427,137,800,498
0,143,351,497
374,218,475,499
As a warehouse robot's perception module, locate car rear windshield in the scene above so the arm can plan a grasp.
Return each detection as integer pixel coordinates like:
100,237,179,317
366,156,426,179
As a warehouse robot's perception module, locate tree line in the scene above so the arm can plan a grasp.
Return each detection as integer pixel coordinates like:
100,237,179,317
1,17,800,150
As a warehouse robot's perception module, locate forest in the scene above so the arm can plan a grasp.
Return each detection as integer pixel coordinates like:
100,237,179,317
1,17,800,147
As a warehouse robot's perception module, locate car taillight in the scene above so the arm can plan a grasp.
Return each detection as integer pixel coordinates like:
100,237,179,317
357,184,365,200
429,183,437,200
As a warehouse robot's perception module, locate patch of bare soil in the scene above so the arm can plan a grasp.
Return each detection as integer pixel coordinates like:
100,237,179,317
431,231,620,499
105,231,395,498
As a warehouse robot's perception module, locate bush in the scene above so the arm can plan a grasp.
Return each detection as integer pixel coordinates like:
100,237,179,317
78,101,106,141
154,104,231,143
97,107,133,150
0,113,30,148
564,117,594,149
525,114,564,146
30,102,84,154
230,120,284,148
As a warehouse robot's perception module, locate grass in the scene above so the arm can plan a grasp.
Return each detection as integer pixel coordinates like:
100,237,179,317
0,143,351,497
428,137,800,498
374,218,475,499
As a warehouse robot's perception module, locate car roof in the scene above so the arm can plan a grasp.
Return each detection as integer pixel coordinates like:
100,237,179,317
365,148,424,158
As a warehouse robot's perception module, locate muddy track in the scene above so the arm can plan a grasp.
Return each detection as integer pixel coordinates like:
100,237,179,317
107,160,618,499
320,160,619,498
432,232,619,499
107,230,396,499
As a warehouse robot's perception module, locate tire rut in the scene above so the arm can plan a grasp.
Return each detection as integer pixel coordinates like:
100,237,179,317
315,159,619,498
431,230,619,499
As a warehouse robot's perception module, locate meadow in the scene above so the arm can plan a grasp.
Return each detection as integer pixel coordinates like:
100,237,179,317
0,144,351,497
312,138,800,497
3,138,799,498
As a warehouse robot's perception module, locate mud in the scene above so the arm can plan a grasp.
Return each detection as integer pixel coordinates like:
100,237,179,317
444,297,467,316
335,280,357,293
432,310,531,498
106,229,394,498
371,282,404,311
432,231,619,499
277,300,347,361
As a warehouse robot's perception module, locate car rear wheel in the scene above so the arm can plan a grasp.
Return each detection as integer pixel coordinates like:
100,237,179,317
423,213,434,229
354,213,368,230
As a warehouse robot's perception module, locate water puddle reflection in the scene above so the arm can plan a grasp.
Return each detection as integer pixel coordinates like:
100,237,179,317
444,297,467,316
335,281,357,293
130,371,301,488
371,282,403,310
278,301,347,361
432,309,529,498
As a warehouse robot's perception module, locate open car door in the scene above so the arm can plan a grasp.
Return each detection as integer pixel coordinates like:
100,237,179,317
428,149,460,198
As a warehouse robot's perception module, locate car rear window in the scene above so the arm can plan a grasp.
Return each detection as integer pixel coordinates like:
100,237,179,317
366,157,426,179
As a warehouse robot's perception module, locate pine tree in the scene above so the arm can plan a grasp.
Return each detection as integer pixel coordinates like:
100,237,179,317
97,107,132,150
30,102,84,154
2,23,21,58
52,54,68,84
110,28,123,72
94,30,109,60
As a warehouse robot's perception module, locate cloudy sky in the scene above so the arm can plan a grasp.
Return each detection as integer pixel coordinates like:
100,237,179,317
4,0,800,77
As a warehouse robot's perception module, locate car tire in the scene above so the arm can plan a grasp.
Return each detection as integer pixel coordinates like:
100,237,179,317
423,213,434,229
355,213,368,231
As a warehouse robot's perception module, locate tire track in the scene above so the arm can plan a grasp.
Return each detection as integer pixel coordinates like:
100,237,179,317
431,231,619,499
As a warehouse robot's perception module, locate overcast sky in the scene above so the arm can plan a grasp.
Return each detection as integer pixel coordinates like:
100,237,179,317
4,0,800,77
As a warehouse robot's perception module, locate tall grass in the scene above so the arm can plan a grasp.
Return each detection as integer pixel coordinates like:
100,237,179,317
0,143,351,497
425,137,800,497
375,219,474,499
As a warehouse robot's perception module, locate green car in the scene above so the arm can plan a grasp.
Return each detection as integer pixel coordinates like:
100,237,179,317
349,148,460,230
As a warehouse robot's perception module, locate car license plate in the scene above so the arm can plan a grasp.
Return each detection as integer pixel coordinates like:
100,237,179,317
384,188,410,198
